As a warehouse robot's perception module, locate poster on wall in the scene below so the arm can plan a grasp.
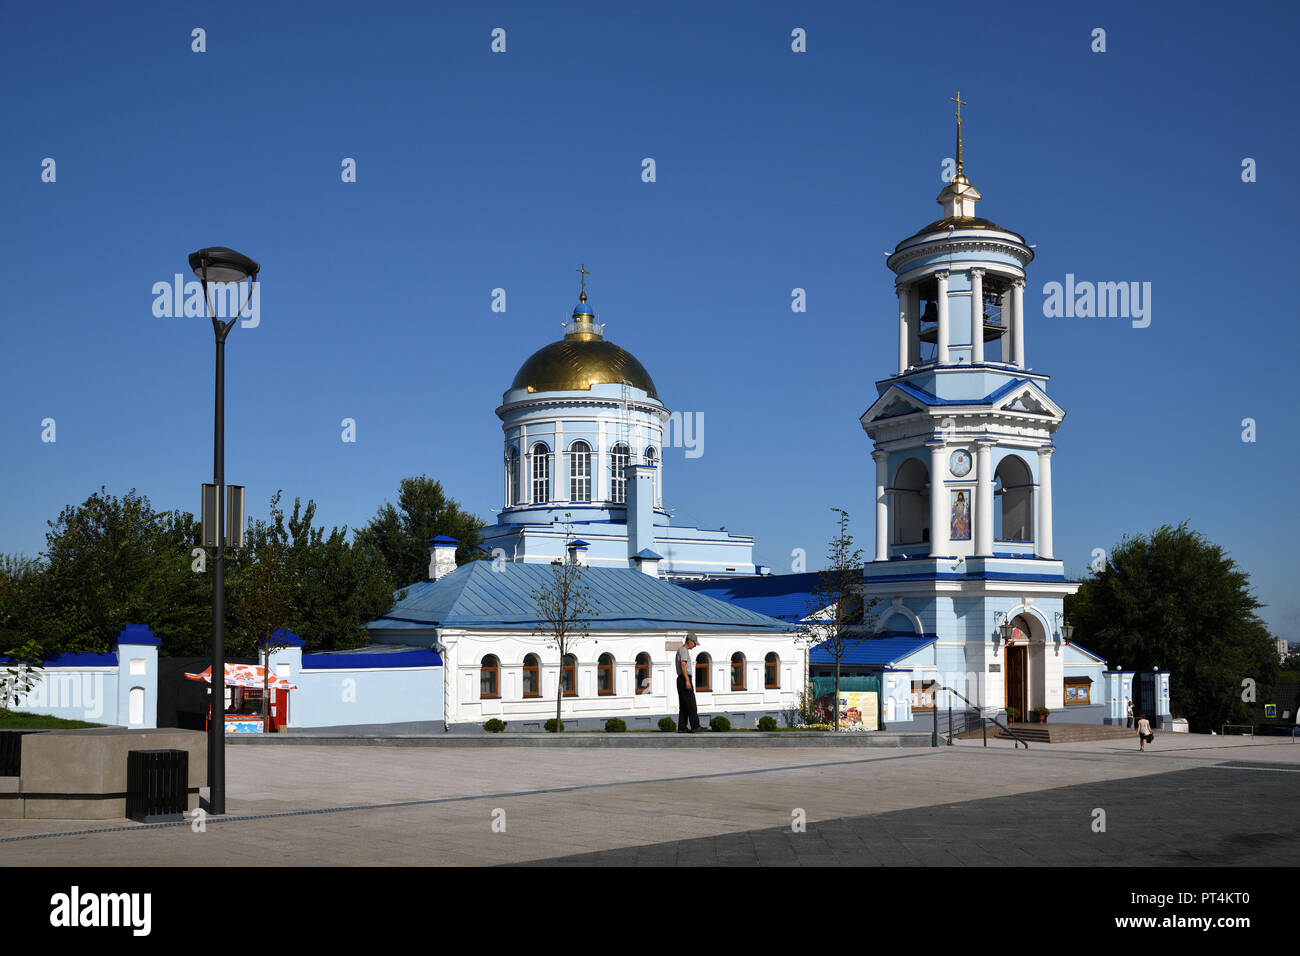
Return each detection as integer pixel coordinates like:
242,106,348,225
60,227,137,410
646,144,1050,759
950,489,971,540
835,691,879,730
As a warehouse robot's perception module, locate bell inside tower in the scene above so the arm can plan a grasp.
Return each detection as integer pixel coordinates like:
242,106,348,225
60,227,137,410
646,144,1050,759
912,273,1014,366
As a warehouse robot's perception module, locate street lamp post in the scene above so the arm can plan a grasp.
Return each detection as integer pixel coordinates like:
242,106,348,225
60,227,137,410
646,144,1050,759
191,246,259,816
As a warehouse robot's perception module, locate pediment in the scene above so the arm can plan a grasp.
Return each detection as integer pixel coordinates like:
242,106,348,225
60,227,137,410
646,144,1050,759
992,383,1064,422
861,386,930,426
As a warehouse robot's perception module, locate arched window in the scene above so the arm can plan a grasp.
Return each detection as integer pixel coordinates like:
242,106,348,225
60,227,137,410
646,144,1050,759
531,443,550,504
609,442,630,503
635,652,652,694
893,457,930,545
764,652,779,689
561,653,577,697
569,441,592,502
995,455,1034,542
522,653,540,698
597,652,614,695
480,655,500,699
508,447,520,506
730,653,746,691
694,652,711,692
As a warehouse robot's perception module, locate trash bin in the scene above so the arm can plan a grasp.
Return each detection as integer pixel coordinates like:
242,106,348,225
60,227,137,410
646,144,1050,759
126,749,188,822
0,730,43,777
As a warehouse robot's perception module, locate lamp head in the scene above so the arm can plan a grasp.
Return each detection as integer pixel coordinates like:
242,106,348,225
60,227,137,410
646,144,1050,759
189,247,260,284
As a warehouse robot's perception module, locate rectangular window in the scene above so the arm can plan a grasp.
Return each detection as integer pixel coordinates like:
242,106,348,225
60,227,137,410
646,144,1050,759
911,680,936,712
523,664,539,698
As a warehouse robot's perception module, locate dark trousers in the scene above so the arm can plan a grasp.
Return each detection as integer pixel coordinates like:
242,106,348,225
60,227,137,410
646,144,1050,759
676,676,700,731
1126,715,1133,728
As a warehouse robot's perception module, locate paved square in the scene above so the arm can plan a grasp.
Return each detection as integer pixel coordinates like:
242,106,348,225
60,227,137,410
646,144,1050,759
2,735,1296,866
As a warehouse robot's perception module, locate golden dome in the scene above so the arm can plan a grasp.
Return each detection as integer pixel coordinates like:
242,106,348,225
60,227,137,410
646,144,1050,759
896,215,1026,250
511,339,659,400
510,298,660,400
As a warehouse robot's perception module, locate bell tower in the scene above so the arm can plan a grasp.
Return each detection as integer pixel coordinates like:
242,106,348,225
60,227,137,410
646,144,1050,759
860,95,1079,724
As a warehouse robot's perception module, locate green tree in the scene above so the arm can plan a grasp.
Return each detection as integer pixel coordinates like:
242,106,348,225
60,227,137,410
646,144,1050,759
35,488,211,656
281,497,394,650
800,508,877,730
0,554,45,650
1065,522,1277,733
231,492,297,730
0,638,45,716
354,476,487,587
531,517,598,731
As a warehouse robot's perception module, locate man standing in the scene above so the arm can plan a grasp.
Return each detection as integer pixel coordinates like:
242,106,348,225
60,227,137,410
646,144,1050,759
676,632,702,733
1126,698,1134,729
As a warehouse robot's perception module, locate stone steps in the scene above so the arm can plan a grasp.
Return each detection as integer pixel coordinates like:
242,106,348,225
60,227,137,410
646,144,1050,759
996,722,1136,744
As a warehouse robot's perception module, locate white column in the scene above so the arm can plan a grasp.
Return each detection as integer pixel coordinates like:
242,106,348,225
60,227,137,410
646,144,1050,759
1012,279,1025,368
519,424,528,504
896,285,910,375
928,442,949,557
935,271,950,365
1036,445,1054,559
908,285,921,367
873,449,889,561
597,420,607,501
554,422,565,502
503,440,511,508
970,269,985,364
975,440,995,556
1000,291,1011,362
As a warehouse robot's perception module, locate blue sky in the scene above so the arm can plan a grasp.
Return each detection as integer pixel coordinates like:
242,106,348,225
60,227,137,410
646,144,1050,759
2,1,1297,641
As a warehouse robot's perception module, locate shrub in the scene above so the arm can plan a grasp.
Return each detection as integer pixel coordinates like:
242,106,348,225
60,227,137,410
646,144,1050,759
710,715,732,733
544,718,565,733
483,718,507,733
605,717,627,733
658,716,677,733
757,715,778,732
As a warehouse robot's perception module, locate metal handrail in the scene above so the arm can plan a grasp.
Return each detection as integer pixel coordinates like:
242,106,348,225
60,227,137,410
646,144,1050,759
939,685,1030,749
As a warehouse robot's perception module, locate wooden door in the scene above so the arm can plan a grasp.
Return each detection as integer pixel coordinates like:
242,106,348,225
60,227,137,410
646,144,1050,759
1006,646,1027,719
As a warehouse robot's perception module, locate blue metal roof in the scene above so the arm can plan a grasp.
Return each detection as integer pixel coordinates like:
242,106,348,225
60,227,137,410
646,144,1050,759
809,635,935,667
302,645,442,669
368,562,797,633
892,378,1028,408
1065,640,1107,663
677,572,824,623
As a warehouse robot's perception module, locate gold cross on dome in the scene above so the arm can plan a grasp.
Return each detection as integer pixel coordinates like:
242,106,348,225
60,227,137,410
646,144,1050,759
577,263,590,299
951,90,967,123
950,91,969,176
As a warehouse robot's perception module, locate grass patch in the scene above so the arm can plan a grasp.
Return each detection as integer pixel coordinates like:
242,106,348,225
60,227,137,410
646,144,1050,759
0,712,104,730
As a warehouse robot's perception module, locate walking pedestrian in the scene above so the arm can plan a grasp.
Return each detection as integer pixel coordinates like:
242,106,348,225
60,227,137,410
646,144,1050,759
1136,713,1153,751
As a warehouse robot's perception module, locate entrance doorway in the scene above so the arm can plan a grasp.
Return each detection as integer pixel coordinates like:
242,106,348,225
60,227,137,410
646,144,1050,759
1005,645,1027,720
